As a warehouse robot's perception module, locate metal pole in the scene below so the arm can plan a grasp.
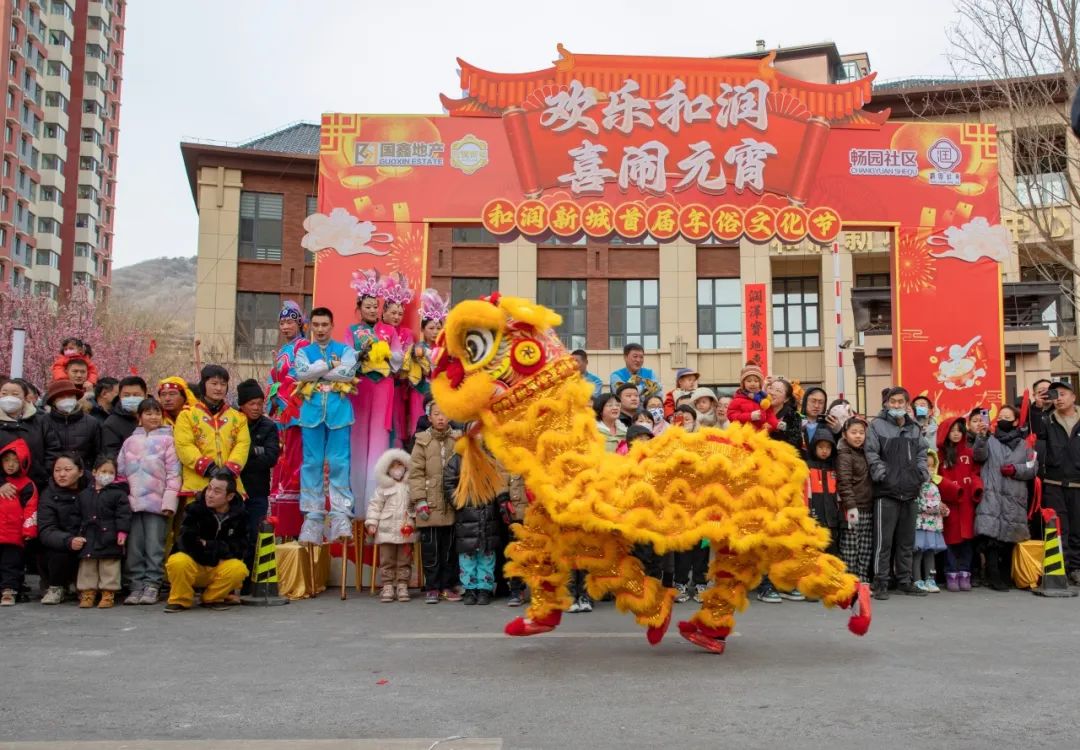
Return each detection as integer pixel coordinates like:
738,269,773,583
10,328,26,379
832,242,844,401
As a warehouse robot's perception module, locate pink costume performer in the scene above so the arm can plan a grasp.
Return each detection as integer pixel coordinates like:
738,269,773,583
405,288,449,435
382,272,419,446
348,270,401,517
267,300,308,537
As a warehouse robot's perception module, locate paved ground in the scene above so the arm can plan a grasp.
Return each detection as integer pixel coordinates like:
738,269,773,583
0,586,1076,750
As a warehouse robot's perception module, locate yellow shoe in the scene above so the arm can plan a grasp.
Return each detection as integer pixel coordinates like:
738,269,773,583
79,591,97,608
97,591,115,609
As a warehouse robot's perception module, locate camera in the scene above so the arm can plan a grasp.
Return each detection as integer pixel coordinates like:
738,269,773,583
1048,388,1059,401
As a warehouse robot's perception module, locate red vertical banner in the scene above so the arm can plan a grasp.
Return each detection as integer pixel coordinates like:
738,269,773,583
744,283,769,374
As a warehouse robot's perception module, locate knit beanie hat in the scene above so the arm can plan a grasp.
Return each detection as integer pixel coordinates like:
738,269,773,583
739,361,764,388
236,379,264,406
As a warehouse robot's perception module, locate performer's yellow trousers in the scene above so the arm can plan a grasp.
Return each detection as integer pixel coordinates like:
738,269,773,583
165,553,248,607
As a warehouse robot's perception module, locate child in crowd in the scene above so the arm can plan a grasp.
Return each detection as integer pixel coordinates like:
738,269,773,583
837,417,874,583
0,440,38,605
806,430,841,556
74,457,131,608
51,338,98,386
236,379,280,591
617,424,654,455
675,404,698,432
643,395,668,436
409,401,461,604
937,417,983,591
663,368,699,419
117,399,180,605
366,448,416,603
691,387,718,427
914,450,948,593
444,441,509,606
728,362,778,431
37,454,86,604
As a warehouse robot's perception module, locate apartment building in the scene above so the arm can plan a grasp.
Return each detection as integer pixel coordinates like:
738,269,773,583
0,0,125,302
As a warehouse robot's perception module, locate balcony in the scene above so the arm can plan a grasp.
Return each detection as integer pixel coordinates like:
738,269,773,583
86,27,109,51
46,44,72,71
83,54,107,80
38,167,64,192
73,253,95,275
76,197,99,219
74,225,95,246
34,231,59,252
34,197,61,222
79,139,103,162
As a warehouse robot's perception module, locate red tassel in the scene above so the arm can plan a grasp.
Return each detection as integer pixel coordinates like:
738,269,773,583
149,339,158,354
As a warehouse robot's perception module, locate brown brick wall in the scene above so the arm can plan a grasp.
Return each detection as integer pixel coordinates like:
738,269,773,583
238,172,317,301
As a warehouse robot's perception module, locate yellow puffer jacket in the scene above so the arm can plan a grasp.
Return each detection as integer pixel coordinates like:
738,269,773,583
173,400,251,494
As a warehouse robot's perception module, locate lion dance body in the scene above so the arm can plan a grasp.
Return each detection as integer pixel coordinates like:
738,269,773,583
431,293,871,653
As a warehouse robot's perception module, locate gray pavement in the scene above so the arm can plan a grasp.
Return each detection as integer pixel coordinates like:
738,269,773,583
0,587,1076,749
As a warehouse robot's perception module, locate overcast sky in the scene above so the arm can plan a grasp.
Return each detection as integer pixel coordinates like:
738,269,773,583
113,0,959,269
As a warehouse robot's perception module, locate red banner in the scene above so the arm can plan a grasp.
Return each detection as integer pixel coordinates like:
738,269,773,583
744,284,769,374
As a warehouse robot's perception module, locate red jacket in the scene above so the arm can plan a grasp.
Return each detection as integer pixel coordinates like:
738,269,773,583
0,439,38,547
728,389,779,431
51,354,99,386
937,417,983,545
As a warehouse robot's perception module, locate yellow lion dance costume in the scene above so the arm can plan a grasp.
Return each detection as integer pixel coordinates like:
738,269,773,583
431,292,871,653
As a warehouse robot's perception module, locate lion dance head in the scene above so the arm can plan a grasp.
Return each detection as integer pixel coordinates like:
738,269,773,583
431,292,577,423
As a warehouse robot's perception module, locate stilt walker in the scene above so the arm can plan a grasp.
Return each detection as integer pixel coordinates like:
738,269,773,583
268,301,308,538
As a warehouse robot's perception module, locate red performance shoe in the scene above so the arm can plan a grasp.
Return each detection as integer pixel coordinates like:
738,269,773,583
505,609,562,637
646,610,671,646
678,620,729,654
844,582,873,636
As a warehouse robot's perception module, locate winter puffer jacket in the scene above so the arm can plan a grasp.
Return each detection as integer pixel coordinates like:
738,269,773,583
175,494,248,567
865,409,929,501
977,430,1037,543
937,417,985,545
0,439,38,546
48,408,102,470
101,405,138,459
836,437,873,513
1034,411,1080,483
37,479,87,552
173,400,251,494
0,402,63,492
769,403,803,450
117,427,181,514
240,415,280,499
408,426,459,528
728,389,779,431
444,452,508,556
75,481,133,559
806,430,840,530
366,448,415,545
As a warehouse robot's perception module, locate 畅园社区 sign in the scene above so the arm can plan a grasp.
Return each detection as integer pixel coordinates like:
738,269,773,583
310,45,1007,418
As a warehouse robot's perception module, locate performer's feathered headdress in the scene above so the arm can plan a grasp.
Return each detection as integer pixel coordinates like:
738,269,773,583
419,288,449,324
350,269,382,300
381,271,414,307
279,299,304,323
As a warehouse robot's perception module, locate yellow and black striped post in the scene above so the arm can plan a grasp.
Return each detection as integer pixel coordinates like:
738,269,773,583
1034,509,1077,598
241,519,290,606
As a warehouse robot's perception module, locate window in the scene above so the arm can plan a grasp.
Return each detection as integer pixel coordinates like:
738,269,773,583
36,217,59,236
234,292,281,361
41,153,63,173
34,249,58,267
1014,127,1069,207
47,30,70,50
79,156,98,171
3,125,10,144
34,281,58,300
451,226,498,244
46,60,70,82
1022,265,1076,336
537,279,587,350
74,242,91,257
239,191,283,260
304,196,318,262
772,276,820,348
44,122,64,140
608,279,659,350
451,277,496,303
81,128,101,144
854,272,891,343
609,234,659,245
697,278,742,349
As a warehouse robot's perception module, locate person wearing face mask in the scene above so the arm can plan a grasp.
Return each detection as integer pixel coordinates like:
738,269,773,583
911,396,938,445
643,395,668,436
101,376,148,459
864,386,930,600
364,448,417,603
45,379,101,472
0,377,63,494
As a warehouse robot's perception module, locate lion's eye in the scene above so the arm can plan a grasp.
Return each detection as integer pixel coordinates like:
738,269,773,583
464,329,494,364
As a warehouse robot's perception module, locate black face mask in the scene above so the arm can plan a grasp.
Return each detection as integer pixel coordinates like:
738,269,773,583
996,420,1015,433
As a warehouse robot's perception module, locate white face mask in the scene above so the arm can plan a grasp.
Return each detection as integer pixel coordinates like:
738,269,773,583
389,465,406,481
96,472,115,486
0,396,23,415
55,397,78,414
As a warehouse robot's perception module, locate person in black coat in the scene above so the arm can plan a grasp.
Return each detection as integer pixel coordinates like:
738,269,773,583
164,469,249,612
235,379,280,591
88,377,119,423
443,449,508,605
36,453,88,603
0,378,63,493
100,376,147,458
72,457,132,607
44,380,101,472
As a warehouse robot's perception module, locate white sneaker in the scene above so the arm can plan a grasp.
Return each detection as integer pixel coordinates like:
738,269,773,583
568,599,582,613
914,579,928,592
924,578,941,593
674,583,690,603
693,584,707,603
577,597,593,613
